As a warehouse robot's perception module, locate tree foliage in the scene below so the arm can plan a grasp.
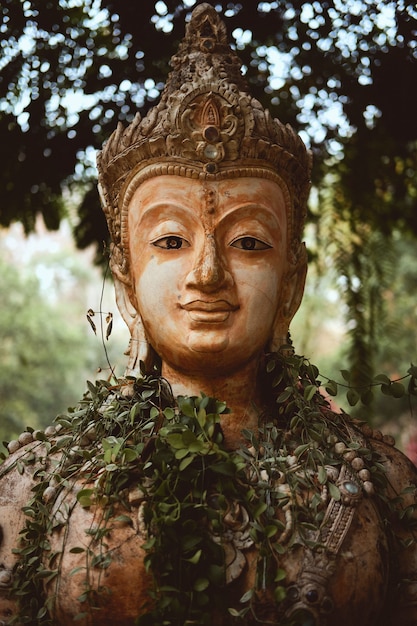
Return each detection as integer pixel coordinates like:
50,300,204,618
1,1,416,244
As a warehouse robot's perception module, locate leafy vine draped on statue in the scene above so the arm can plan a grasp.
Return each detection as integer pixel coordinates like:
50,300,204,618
0,4,417,626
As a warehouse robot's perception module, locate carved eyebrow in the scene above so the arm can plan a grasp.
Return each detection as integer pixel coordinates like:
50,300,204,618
215,203,284,235
135,203,196,219
129,203,200,238
217,202,283,223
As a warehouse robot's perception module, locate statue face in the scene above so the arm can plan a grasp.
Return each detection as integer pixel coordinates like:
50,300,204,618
127,175,289,375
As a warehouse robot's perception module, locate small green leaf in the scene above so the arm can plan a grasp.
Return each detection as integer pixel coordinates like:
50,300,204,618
325,380,338,396
306,363,319,381
199,394,209,409
165,433,185,449
114,515,133,525
381,384,392,395
142,536,156,550
163,407,175,420
186,549,202,564
182,429,199,447
253,501,268,518
150,406,159,420
69,547,86,554
401,486,417,494
87,380,97,396
265,524,278,538
35,569,53,579
408,365,417,378
274,585,286,603
408,377,417,396
129,403,139,423
373,374,391,385
194,577,209,591
215,400,228,414
239,589,254,603
197,407,207,428
34,430,48,442
360,389,374,406
272,372,284,387
304,385,317,402
346,388,360,406
294,443,310,458
318,466,327,485
37,606,48,619
76,488,94,507
69,566,86,576
266,359,276,373
276,388,293,404
141,389,156,399
274,568,286,582
340,369,351,382
179,397,196,418
188,439,204,453
179,455,195,471
122,448,138,463
329,482,341,501
175,448,189,460
391,382,405,398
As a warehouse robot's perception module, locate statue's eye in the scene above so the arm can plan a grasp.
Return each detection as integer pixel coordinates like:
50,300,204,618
230,237,271,251
152,236,189,249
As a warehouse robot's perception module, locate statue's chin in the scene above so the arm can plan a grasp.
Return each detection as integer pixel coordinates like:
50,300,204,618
157,334,264,381
187,330,229,353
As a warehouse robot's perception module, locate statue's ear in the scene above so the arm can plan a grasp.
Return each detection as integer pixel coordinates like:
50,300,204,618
283,249,308,323
112,268,138,331
270,245,307,351
112,265,154,377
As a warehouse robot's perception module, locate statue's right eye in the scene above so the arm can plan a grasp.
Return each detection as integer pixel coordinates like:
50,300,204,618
152,236,188,249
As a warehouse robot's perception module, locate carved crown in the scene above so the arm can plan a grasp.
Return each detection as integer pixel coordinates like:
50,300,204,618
97,3,312,276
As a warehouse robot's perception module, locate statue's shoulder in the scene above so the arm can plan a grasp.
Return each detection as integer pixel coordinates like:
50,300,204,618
356,421,417,498
352,423,417,625
327,413,417,514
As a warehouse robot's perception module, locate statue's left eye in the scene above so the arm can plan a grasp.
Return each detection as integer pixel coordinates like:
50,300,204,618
153,236,188,249
230,237,271,250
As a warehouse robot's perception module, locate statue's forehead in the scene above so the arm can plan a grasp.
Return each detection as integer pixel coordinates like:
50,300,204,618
128,175,286,217
126,177,287,242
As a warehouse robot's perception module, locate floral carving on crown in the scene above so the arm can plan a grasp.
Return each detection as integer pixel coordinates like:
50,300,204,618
97,3,312,278
178,92,240,168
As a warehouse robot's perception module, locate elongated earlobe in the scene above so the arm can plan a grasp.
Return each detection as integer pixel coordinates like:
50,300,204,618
125,317,154,378
112,272,153,377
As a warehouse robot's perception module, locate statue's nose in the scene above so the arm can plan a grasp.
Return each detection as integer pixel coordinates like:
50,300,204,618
185,235,232,292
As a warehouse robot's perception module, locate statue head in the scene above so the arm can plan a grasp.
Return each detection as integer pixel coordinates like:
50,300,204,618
97,3,312,378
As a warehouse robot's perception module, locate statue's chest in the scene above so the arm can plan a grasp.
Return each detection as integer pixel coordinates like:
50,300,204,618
215,458,389,626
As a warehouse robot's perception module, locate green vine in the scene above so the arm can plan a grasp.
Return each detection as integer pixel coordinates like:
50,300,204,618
3,350,417,625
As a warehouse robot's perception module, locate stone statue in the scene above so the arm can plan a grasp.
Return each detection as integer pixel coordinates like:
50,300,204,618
1,4,416,626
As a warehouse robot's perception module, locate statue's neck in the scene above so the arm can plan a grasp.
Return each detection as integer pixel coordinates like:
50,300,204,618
161,360,262,449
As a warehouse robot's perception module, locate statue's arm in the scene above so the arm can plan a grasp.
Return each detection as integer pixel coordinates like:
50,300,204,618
0,443,41,622
371,438,417,626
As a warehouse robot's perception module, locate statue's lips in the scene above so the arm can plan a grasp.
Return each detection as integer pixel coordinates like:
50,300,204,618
181,300,239,323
